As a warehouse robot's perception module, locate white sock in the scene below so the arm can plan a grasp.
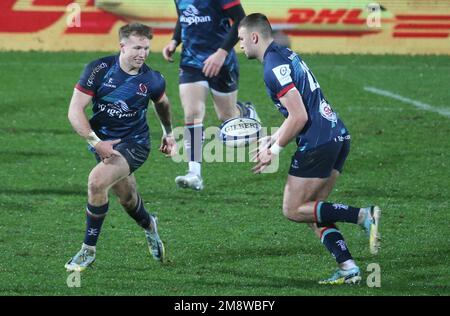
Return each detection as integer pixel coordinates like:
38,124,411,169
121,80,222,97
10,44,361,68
82,243,96,252
357,207,370,225
340,259,357,270
189,161,201,177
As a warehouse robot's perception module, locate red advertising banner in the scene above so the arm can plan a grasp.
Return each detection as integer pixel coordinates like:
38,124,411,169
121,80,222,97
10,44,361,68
1,0,449,54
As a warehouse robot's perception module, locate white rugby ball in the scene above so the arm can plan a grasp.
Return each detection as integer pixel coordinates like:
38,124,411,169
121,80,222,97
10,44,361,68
219,117,261,148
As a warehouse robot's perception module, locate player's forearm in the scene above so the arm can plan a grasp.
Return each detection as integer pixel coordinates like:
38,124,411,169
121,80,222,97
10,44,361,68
68,106,98,143
221,4,246,52
274,89,308,149
68,108,102,147
67,91,101,148
172,19,182,45
172,5,182,45
68,89,96,138
275,115,306,148
68,104,92,137
154,98,173,135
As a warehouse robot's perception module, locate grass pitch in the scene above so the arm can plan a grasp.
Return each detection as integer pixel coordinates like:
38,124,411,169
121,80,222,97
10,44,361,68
0,51,449,296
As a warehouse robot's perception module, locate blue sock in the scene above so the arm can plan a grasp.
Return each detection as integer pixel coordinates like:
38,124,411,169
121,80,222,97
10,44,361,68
84,202,108,247
320,226,353,264
127,195,151,229
315,202,360,225
184,124,204,163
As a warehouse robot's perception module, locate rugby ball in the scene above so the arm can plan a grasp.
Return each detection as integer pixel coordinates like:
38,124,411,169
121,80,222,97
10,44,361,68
219,117,261,148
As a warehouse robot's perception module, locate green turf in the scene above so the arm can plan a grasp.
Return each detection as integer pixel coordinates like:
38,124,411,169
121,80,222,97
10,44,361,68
0,51,449,296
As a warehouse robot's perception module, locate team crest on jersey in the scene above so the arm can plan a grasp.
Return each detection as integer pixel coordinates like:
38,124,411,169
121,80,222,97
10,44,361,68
180,5,211,25
136,83,148,96
272,64,292,86
139,83,147,93
319,100,337,123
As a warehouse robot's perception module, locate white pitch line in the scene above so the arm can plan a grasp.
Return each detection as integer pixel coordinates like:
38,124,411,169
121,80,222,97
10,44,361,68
364,86,450,118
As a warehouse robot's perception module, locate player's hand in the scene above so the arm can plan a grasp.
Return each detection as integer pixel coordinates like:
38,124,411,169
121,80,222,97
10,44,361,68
95,139,121,163
162,40,178,62
159,134,176,157
250,135,273,159
202,48,228,78
252,148,273,174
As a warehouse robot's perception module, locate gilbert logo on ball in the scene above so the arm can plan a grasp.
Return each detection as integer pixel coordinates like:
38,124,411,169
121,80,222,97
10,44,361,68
219,117,262,148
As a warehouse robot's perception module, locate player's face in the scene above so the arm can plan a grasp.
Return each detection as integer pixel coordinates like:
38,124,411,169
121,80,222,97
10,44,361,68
238,27,256,60
120,35,150,69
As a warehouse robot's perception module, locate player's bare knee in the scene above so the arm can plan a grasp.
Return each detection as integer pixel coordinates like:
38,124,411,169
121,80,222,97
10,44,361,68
184,110,203,123
282,204,308,222
88,177,107,197
216,110,235,122
282,205,298,222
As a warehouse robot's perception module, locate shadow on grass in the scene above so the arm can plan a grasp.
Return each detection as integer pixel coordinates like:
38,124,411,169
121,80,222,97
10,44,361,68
0,187,85,197
0,150,54,161
0,127,72,135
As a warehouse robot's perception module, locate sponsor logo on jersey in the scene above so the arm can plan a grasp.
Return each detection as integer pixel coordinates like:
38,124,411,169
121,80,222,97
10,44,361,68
180,5,212,25
319,100,337,123
288,51,298,61
98,100,138,119
335,134,351,142
87,62,107,87
103,77,116,88
272,64,292,86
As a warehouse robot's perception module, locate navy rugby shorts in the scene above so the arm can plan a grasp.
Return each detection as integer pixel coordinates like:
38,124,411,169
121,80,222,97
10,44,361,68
93,141,150,174
288,137,351,178
179,65,239,93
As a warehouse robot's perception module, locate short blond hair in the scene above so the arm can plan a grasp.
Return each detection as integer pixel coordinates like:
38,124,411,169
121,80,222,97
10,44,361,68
119,23,153,41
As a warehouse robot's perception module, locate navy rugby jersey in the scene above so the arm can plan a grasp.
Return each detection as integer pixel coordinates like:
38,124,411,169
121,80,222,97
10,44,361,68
75,55,166,145
263,42,349,151
175,0,239,69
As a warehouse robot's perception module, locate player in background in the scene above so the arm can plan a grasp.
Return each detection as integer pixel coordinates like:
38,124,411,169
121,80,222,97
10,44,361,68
162,0,259,191
65,23,176,272
238,14,381,285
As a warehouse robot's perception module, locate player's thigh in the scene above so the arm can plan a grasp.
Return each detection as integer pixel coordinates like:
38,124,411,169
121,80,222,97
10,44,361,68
312,169,340,201
211,90,238,121
179,83,208,123
210,65,239,121
179,67,209,123
88,154,131,192
311,138,349,200
282,175,328,213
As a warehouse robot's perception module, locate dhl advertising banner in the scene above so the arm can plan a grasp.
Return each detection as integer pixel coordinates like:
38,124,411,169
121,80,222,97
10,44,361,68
1,0,450,54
